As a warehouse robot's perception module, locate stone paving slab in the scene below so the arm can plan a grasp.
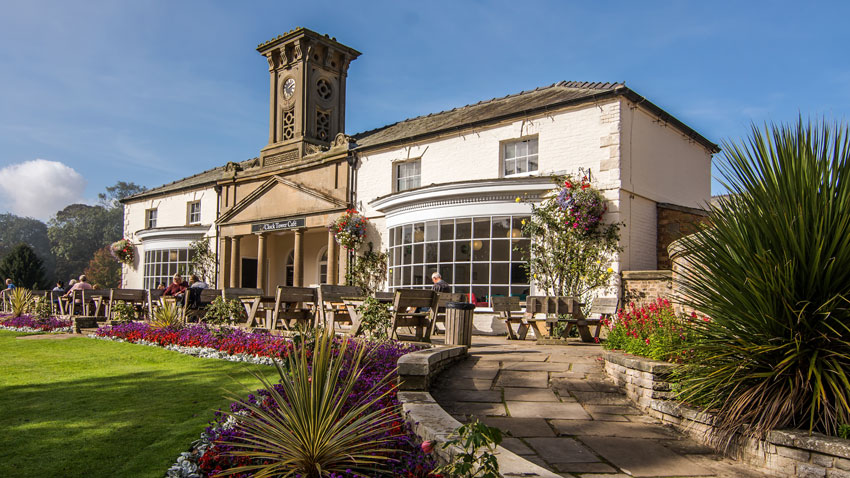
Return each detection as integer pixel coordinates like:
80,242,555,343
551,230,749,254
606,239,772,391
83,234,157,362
480,417,556,437
443,402,506,417
449,378,495,390
503,362,571,372
506,401,591,420
445,367,500,380
580,436,713,477
552,461,617,473
496,370,550,388
502,387,560,402
502,437,535,455
432,389,502,403
551,420,678,439
525,437,599,464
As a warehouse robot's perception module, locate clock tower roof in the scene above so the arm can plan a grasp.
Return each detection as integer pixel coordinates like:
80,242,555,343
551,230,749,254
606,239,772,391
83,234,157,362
257,27,361,58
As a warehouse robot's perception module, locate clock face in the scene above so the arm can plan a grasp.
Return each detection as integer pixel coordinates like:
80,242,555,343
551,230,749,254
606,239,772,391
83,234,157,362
283,78,296,99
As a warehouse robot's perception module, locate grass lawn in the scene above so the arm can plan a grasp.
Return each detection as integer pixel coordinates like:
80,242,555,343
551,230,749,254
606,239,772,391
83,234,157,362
0,330,275,478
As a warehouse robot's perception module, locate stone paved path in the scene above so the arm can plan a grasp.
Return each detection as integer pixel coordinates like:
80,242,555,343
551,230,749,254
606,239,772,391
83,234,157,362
431,337,763,478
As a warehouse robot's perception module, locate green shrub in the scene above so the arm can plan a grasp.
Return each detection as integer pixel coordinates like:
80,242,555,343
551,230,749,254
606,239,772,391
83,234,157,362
218,329,398,476
203,296,243,325
603,298,701,362
675,119,850,444
111,300,137,322
839,424,850,440
32,296,53,319
435,419,502,478
356,296,393,341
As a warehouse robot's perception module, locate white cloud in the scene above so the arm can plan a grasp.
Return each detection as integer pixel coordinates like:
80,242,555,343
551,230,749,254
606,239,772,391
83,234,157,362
0,159,86,221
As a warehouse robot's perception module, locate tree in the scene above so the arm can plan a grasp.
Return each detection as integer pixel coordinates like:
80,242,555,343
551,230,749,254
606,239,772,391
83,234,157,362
0,243,48,289
189,238,216,282
98,181,147,209
48,204,118,281
522,173,621,304
0,213,55,279
84,246,121,288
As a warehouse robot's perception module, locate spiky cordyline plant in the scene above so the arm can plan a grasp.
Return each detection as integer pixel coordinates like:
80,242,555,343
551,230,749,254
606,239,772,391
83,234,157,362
218,328,399,477
151,301,182,329
675,119,850,447
9,287,34,318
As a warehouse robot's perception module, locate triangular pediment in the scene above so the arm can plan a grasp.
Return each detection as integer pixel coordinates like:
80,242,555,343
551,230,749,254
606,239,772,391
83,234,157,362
217,175,347,225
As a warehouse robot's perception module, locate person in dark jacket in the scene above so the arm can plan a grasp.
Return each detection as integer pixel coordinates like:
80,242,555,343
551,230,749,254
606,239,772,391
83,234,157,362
431,272,451,293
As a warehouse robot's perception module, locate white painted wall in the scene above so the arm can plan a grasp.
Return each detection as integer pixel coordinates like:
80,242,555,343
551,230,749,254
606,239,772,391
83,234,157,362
356,100,623,221
122,187,218,288
620,102,713,209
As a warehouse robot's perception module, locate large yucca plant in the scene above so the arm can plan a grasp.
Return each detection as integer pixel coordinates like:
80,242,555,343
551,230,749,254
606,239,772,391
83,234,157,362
9,287,34,318
675,119,850,446
218,329,399,477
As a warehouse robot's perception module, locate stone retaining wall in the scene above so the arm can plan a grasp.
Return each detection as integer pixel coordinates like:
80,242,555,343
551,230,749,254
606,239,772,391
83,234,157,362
620,270,673,305
603,349,850,478
397,345,468,391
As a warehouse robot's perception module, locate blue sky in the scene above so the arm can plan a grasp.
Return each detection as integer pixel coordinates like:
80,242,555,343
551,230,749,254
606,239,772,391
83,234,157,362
1,1,848,220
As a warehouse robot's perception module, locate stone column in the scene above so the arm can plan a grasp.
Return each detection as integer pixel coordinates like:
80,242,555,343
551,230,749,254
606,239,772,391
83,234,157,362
221,236,232,289
256,233,267,292
229,235,241,288
327,231,338,285
293,229,304,287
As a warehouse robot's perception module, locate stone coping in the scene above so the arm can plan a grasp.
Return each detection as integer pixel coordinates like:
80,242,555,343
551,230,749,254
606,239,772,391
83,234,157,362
397,345,467,391
400,391,560,478
620,270,674,281
602,349,674,375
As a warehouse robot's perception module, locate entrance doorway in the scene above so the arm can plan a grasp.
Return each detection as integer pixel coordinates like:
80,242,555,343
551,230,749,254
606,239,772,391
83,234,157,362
241,258,257,288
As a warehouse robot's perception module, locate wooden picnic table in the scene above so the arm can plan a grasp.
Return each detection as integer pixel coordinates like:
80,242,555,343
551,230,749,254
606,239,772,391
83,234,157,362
239,295,277,329
342,294,394,337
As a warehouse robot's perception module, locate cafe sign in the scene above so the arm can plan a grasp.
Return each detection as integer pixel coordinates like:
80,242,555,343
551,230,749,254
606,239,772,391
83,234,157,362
251,217,305,233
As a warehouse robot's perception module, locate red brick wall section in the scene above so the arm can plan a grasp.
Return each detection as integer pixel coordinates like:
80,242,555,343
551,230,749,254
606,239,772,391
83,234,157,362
621,270,673,305
656,203,710,270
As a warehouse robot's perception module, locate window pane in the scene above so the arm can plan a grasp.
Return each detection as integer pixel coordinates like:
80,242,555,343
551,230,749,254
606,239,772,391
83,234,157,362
425,264,438,282
504,159,515,176
473,217,490,237
473,239,489,261
528,154,538,172
402,224,412,244
425,243,438,263
472,286,489,306
492,240,510,261
456,219,471,239
516,160,526,174
491,263,510,284
455,241,471,261
393,227,402,246
492,217,511,238
439,241,453,262
511,263,529,284
412,265,425,286
402,266,411,286
425,221,438,242
511,285,530,300
513,239,530,261
528,139,538,155
413,244,423,264
389,231,395,247
439,264,453,284
402,245,412,264
472,262,488,284
454,263,470,284
491,286,509,299
439,220,453,240
413,223,425,243
504,142,516,159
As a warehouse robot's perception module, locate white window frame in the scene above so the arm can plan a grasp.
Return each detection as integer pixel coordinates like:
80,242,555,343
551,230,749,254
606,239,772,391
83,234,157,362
502,137,539,177
187,201,201,225
394,159,421,192
146,208,158,229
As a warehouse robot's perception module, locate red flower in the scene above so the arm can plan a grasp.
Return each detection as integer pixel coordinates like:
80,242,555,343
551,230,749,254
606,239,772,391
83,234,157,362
421,440,435,454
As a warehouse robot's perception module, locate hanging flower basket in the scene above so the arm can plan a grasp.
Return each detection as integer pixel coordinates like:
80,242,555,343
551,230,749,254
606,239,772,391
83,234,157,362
110,238,135,265
328,209,368,250
555,173,608,236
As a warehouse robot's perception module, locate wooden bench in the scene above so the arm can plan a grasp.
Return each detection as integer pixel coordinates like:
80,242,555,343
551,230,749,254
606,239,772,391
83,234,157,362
184,288,223,323
82,289,111,318
428,292,465,336
524,296,585,340
106,289,148,321
270,286,317,330
222,288,264,326
146,289,164,321
390,289,438,342
583,297,618,342
318,285,363,331
492,296,529,340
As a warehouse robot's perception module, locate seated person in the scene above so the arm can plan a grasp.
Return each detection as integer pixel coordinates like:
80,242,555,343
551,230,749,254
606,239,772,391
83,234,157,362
188,274,208,289
163,274,189,301
63,275,93,297
52,281,65,293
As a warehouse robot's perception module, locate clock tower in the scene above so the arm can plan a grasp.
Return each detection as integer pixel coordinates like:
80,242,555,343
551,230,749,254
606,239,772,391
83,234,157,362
257,28,360,166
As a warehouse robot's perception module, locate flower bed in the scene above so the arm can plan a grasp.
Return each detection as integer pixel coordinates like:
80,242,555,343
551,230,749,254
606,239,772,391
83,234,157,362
95,323,437,477
603,298,702,363
0,314,72,333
